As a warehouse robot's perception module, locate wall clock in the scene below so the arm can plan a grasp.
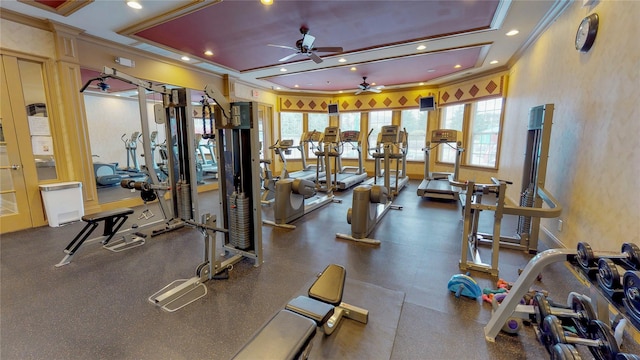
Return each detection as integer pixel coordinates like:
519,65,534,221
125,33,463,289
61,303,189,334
575,13,599,52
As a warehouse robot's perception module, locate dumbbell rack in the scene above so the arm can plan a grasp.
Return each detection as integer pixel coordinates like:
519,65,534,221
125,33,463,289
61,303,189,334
484,248,640,342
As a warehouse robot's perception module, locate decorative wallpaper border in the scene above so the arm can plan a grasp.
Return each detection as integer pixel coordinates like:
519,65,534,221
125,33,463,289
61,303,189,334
438,74,506,106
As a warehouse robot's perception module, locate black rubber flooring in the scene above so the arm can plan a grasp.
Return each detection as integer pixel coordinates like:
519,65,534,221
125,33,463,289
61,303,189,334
1,180,638,359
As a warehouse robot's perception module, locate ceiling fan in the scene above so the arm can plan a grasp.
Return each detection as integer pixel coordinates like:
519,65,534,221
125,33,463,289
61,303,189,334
355,77,382,95
268,26,343,64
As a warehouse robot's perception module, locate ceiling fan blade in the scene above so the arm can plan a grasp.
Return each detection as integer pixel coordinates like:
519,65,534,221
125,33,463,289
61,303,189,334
268,44,298,51
309,52,323,64
369,88,382,93
354,89,363,95
312,47,343,53
279,53,299,62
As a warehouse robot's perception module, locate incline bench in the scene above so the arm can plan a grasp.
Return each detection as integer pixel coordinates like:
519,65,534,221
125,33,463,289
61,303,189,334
232,264,369,360
55,208,145,267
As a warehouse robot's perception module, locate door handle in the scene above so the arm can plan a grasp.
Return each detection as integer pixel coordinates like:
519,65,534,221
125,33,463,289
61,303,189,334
11,164,20,170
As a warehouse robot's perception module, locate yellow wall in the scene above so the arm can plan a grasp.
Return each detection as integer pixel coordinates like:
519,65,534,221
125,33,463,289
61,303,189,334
500,0,640,250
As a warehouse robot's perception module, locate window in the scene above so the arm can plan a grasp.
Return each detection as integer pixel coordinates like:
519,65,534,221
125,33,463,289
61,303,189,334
469,98,502,167
279,112,303,159
339,112,361,159
400,109,427,161
367,110,392,158
438,104,464,163
307,113,329,158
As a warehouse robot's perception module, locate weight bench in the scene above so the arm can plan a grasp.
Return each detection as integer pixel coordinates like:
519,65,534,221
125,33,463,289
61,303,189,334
232,264,369,360
56,208,145,267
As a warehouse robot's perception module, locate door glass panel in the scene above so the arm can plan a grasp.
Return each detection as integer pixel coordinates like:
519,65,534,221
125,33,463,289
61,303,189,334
0,121,18,215
17,59,57,180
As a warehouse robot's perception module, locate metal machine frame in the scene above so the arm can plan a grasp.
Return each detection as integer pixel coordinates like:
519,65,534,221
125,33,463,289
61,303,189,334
364,125,409,196
318,130,368,190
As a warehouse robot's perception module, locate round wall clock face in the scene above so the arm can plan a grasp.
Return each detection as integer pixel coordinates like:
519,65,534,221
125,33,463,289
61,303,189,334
575,13,599,52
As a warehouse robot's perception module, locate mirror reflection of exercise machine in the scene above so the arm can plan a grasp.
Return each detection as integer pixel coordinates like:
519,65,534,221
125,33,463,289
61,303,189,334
417,129,464,200
263,127,340,229
336,125,405,245
318,130,368,190
149,95,263,312
456,104,562,277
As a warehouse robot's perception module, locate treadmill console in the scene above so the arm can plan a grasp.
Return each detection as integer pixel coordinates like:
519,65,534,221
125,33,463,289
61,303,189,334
341,131,360,142
279,139,294,147
380,125,399,143
323,127,340,143
430,129,461,144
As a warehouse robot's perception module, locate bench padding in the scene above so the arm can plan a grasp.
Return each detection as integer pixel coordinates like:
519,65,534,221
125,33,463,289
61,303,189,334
232,309,316,360
308,264,346,305
285,296,334,325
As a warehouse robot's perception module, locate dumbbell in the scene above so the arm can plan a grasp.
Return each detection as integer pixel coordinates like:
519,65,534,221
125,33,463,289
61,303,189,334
550,343,582,360
622,271,640,324
533,293,596,339
577,242,640,274
616,354,640,360
597,258,626,299
543,315,620,360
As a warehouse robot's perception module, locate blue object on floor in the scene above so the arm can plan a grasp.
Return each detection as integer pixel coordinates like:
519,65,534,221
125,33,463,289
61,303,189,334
447,273,482,299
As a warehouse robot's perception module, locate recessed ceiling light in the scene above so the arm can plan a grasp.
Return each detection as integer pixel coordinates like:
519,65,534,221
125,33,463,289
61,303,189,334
280,67,287,72
204,50,213,56
506,29,519,36
416,45,426,50
294,84,299,88
350,67,357,71
454,64,461,68
419,82,425,86
181,56,190,61
126,1,142,9
371,82,376,86
260,0,273,5
275,87,281,90
427,69,436,73
490,60,499,64
338,58,347,63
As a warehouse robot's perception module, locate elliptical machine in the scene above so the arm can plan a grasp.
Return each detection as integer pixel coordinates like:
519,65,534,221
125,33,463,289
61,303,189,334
336,125,405,245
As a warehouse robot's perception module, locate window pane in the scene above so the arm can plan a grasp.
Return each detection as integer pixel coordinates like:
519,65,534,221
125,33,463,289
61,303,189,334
339,112,361,158
367,110,392,158
469,98,502,167
400,109,427,161
438,104,464,163
280,112,303,159
307,113,329,159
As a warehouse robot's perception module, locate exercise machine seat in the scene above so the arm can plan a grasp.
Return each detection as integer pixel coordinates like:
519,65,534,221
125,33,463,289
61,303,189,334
231,309,316,360
292,178,316,197
285,296,335,325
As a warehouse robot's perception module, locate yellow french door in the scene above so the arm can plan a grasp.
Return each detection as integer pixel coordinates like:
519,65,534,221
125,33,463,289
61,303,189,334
0,56,33,232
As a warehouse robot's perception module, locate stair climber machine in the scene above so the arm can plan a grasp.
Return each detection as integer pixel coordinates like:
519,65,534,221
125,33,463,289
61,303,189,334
149,86,263,312
336,125,405,245
363,125,410,196
318,130,368,190
417,129,464,201
263,127,341,229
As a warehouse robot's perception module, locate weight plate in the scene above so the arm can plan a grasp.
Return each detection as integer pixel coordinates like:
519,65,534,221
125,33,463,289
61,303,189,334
577,242,595,269
571,294,596,338
140,189,157,202
616,353,640,360
598,258,622,290
540,314,557,353
550,343,582,360
587,319,619,360
622,243,640,268
623,271,640,320
534,293,552,324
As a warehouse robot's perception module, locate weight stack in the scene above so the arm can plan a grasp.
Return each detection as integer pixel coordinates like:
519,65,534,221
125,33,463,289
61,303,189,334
176,180,192,220
517,185,534,234
228,191,252,250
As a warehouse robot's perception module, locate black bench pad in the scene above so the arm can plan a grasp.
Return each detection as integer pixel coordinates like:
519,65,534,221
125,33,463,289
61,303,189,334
286,296,334,325
309,264,346,305
232,309,316,360
82,208,134,222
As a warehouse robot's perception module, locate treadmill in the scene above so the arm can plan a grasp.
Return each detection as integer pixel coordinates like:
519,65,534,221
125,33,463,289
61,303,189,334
319,130,368,190
271,132,325,182
363,125,409,196
417,129,464,200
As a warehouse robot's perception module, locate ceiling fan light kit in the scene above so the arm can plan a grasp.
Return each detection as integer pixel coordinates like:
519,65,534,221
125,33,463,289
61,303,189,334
354,77,382,95
269,26,343,64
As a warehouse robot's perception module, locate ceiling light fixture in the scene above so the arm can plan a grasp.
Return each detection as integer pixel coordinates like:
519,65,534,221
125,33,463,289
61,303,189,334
338,58,347,63
427,69,436,73
506,29,519,36
490,60,499,64
260,0,273,5
294,84,299,88
350,67,357,71
419,82,425,86
280,68,287,72
454,64,461,68
181,56,190,61
204,50,213,56
126,1,142,9
416,45,426,50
